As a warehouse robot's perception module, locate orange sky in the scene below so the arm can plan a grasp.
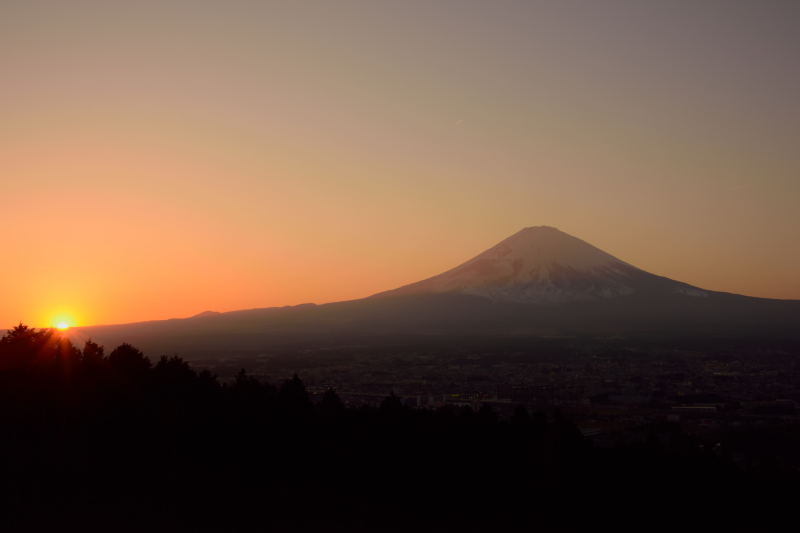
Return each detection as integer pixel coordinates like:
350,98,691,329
2,1,799,328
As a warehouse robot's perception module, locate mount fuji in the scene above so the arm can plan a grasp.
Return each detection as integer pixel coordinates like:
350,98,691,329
72,226,800,355
375,226,707,304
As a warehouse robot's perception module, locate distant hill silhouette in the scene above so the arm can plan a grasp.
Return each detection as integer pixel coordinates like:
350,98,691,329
69,227,800,357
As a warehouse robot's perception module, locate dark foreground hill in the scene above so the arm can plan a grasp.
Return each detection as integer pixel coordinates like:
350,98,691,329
1,325,796,532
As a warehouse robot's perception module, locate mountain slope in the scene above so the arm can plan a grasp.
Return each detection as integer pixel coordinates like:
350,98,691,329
375,226,707,303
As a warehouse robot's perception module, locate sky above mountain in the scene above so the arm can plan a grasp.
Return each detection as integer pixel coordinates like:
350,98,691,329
2,1,799,327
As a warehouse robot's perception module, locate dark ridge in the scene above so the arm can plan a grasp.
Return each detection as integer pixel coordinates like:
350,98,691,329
1,324,796,532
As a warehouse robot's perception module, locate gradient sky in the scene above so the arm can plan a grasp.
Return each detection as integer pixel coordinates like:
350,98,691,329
2,0,799,328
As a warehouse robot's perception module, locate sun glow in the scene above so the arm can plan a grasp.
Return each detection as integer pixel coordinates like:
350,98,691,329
50,314,76,330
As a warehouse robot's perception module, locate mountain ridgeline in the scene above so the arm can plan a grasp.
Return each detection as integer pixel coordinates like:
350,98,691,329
72,227,800,356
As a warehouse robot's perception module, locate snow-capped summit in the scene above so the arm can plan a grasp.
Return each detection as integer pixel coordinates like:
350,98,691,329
375,226,707,304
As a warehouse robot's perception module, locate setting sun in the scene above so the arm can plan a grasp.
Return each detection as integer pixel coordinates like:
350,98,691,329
51,314,76,330
44,308,82,331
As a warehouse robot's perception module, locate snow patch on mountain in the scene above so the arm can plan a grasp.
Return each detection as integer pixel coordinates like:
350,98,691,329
375,226,708,304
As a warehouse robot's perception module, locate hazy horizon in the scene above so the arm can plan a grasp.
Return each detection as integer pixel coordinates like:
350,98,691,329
3,1,799,328
4,223,799,330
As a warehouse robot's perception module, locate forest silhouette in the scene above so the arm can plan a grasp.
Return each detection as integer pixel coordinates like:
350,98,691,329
0,325,793,532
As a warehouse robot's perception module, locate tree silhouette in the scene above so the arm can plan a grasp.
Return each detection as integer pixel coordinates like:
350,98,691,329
154,355,196,386
81,340,105,366
318,388,345,417
0,323,784,532
279,373,312,415
379,391,404,415
108,343,151,376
